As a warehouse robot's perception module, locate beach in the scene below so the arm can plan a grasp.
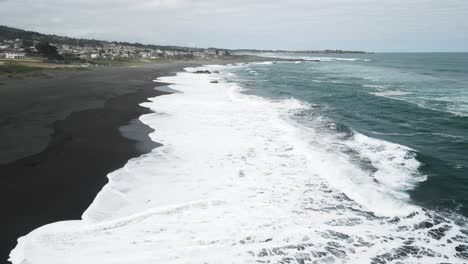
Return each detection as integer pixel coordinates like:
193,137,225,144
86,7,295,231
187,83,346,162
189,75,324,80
0,62,201,263
2,0,466,262
2,55,468,263
0,54,274,263
8,59,468,263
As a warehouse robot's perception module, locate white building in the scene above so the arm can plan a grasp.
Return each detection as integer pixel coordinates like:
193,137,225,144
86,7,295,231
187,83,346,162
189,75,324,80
5,52,26,60
90,53,100,59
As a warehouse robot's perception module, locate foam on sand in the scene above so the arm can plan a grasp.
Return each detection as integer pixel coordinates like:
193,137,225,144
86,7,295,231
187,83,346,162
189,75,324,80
10,66,468,264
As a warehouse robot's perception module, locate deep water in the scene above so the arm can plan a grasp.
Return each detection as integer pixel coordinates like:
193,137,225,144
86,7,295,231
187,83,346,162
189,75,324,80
229,53,468,217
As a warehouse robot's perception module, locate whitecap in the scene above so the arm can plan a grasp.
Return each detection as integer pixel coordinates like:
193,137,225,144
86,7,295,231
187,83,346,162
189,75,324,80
370,90,413,97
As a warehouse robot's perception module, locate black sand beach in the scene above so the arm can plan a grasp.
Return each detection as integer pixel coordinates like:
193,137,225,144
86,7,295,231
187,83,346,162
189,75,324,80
0,62,198,263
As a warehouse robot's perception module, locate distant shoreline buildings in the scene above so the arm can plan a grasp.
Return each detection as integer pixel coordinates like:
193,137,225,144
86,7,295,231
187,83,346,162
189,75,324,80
0,38,226,62
0,25,369,63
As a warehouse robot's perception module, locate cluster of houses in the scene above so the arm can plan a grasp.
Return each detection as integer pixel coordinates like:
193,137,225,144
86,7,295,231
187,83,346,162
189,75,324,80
56,43,167,60
63,44,228,60
0,38,228,62
0,39,27,60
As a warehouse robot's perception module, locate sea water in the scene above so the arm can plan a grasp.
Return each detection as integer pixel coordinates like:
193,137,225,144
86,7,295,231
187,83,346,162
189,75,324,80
10,53,468,263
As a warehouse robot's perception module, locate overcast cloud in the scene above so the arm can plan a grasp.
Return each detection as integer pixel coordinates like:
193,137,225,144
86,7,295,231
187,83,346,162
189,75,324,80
1,0,467,51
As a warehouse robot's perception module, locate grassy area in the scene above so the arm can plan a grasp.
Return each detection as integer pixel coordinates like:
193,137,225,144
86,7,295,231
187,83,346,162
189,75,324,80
0,60,85,76
0,62,44,75
0,55,255,77
87,57,194,67
87,58,150,67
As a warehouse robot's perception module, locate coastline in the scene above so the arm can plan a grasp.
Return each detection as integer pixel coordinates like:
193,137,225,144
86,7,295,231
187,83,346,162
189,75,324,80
0,62,200,263
5,57,468,263
0,55,272,165
0,55,276,263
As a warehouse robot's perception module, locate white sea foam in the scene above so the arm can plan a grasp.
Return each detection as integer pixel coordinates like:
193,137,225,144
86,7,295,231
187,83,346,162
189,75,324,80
363,84,390,89
237,52,371,63
253,61,274,65
344,133,426,191
447,103,468,117
10,65,468,264
300,57,369,62
370,91,413,97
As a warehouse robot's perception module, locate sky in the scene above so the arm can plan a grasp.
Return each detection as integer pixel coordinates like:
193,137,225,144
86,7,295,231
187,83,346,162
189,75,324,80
0,0,467,52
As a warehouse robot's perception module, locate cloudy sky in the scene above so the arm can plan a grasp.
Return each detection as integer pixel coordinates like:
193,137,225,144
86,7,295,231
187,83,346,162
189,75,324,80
1,0,467,51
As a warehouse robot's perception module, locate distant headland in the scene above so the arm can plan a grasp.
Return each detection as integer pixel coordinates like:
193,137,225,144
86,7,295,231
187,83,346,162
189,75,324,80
232,49,370,54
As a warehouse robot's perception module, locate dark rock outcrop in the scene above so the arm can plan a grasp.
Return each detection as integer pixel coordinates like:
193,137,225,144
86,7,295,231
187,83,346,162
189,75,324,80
194,70,211,74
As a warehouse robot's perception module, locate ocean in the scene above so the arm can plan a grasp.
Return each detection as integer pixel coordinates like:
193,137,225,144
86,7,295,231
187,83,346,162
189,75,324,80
11,53,468,263
231,52,468,218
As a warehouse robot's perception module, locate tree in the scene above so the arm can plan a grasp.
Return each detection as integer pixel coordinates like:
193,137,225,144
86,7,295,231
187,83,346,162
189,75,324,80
21,39,34,54
21,39,34,48
35,41,62,60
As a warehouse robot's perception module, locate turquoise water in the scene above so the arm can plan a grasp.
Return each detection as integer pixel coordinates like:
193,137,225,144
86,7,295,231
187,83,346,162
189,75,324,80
229,53,468,218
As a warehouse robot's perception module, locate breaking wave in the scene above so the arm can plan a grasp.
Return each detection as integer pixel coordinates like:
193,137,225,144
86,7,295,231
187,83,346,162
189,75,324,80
10,65,468,264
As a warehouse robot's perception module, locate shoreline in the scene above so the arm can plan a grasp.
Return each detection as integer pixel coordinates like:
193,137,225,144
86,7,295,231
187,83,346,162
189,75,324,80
5,57,468,263
0,56,275,165
0,56,275,263
0,62,200,263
